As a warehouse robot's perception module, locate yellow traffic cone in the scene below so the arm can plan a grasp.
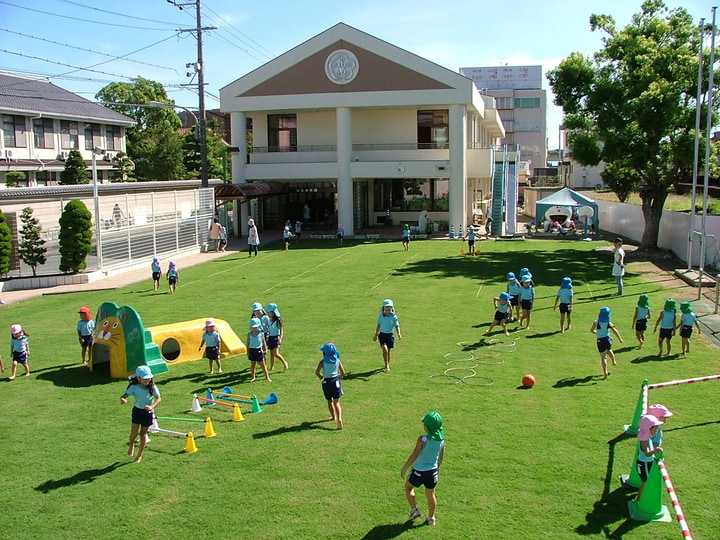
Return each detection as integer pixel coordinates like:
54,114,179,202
184,432,198,453
204,417,217,438
233,403,245,422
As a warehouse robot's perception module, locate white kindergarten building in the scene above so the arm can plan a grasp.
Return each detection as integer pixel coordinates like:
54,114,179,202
220,23,506,236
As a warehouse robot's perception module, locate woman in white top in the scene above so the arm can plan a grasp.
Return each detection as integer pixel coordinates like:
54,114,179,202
612,237,625,296
247,218,260,257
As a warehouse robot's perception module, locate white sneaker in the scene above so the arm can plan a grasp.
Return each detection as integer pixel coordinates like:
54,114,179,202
408,508,421,521
425,517,436,526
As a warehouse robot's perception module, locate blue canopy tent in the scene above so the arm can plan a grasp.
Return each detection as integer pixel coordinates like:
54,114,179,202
534,188,599,232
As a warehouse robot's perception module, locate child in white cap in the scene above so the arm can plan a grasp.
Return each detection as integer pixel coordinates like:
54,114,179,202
198,319,222,374
373,299,402,371
266,303,288,371
120,365,161,463
8,324,30,380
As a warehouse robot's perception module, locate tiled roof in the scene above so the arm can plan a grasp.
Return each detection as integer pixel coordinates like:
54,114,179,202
0,72,135,126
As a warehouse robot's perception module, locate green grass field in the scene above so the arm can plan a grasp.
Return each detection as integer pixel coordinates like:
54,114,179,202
2,238,718,540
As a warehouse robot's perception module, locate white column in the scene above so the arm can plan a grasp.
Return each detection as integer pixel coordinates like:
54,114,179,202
336,107,354,236
448,104,467,233
231,112,248,236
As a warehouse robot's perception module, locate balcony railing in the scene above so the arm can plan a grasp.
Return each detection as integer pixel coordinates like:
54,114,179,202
251,141,496,153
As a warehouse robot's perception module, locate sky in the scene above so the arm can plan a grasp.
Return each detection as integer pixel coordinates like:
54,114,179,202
0,0,714,150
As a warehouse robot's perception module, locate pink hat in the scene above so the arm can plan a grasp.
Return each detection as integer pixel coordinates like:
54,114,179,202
10,324,22,334
205,318,215,327
637,414,663,440
647,404,673,422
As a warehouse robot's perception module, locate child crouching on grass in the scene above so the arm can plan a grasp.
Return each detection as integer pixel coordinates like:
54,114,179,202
401,412,445,527
315,342,345,430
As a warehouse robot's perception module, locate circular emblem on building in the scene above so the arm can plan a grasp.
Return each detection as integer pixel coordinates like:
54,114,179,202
325,49,359,85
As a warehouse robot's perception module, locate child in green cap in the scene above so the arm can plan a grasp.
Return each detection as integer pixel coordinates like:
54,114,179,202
653,299,677,356
631,294,651,349
676,302,701,356
401,412,445,526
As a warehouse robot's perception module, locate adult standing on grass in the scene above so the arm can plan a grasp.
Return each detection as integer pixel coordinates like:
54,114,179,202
401,411,445,526
247,218,260,257
315,342,345,430
374,298,402,371
120,365,161,464
208,218,222,252
611,237,626,295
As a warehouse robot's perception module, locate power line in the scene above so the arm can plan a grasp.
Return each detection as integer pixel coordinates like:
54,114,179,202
52,0,184,26
203,4,275,59
1,49,138,80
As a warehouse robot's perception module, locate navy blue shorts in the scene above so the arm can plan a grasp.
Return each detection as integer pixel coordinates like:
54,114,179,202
378,332,394,349
636,459,654,482
559,302,571,314
680,325,693,338
635,319,647,332
12,350,28,364
510,295,519,307
402,235,410,243
596,336,613,353
407,468,439,489
80,335,93,348
322,376,343,400
168,276,177,285
493,311,508,322
521,299,533,310
152,271,161,281
467,240,475,249
659,328,674,340
131,406,154,428
205,345,220,360
267,335,280,350
248,347,265,362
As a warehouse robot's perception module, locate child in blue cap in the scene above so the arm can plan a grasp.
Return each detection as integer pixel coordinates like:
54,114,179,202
373,299,402,372
518,274,535,330
506,272,521,323
315,342,346,430
120,365,161,463
590,307,624,379
401,412,445,526
485,292,512,336
553,277,574,332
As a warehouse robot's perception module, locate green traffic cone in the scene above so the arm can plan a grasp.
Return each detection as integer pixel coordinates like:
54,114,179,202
624,379,648,435
627,459,671,522
251,395,263,413
619,444,642,489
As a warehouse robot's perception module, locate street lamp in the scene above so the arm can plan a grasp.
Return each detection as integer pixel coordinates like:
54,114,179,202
91,146,106,270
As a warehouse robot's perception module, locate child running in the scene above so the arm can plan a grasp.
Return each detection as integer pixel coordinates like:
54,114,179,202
266,303,289,371
676,301,701,356
506,272,521,323
120,365,161,463
77,306,95,364
485,292,511,336
402,223,410,251
283,226,293,251
374,298,402,371
401,412,445,527
653,299,677,356
166,261,179,294
247,317,271,382
518,275,535,330
8,324,30,380
151,257,162,291
553,277,573,332
590,307,623,379
198,318,222,374
315,342,346,430
631,294,651,349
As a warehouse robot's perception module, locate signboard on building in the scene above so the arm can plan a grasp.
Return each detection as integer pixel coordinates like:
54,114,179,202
459,65,543,90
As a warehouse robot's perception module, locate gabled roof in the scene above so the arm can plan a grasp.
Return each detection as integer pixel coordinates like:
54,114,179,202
536,187,596,206
220,23,484,113
0,72,134,126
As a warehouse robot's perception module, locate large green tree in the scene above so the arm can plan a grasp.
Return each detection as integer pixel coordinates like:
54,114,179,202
95,77,186,182
548,1,719,249
183,118,226,181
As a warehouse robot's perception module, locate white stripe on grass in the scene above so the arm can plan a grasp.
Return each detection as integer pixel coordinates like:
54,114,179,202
262,251,351,293
180,252,281,288
369,253,419,291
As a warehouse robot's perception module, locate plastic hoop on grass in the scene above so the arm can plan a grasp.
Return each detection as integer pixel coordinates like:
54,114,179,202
427,374,463,385
443,351,475,362
487,338,517,352
459,375,496,386
444,367,476,378
473,353,505,365
457,340,488,350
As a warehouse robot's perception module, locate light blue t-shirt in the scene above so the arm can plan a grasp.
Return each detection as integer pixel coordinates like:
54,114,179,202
202,330,221,347
377,313,400,334
496,300,510,314
660,310,676,330
247,329,264,349
557,288,573,304
151,263,161,273
519,285,535,301
321,358,341,379
77,319,95,336
413,436,444,471
680,313,697,327
11,336,28,353
595,321,610,339
507,280,521,297
124,382,160,409
466,230,476,241
167,269,178,278
637,436,656,463
268,317,282,337
636,306,650,321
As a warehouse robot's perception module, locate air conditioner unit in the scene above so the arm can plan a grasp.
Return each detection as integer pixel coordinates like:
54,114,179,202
59,151,70,160
1,149,13,160
104,152,114,161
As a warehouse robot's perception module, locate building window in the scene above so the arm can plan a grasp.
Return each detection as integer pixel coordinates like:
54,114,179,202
495,97,514,109
3,115,26,147
35,171,58,186
514,97,541,109
33,118,54,149
514,121,541,132
417,110,449,149
374,178,449,211
60,121,78,149
520,144,541,157
267,114,297,151
84,123,103,150
106,125,122,151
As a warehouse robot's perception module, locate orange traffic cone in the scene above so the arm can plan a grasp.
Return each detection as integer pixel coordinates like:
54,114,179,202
184,432,198,453
204,417,217,438
233,403,245,422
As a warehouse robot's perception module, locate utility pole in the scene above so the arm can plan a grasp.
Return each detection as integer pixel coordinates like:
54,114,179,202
168,0,215,187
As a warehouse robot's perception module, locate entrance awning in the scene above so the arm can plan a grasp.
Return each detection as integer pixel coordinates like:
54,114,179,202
214,181,288,201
